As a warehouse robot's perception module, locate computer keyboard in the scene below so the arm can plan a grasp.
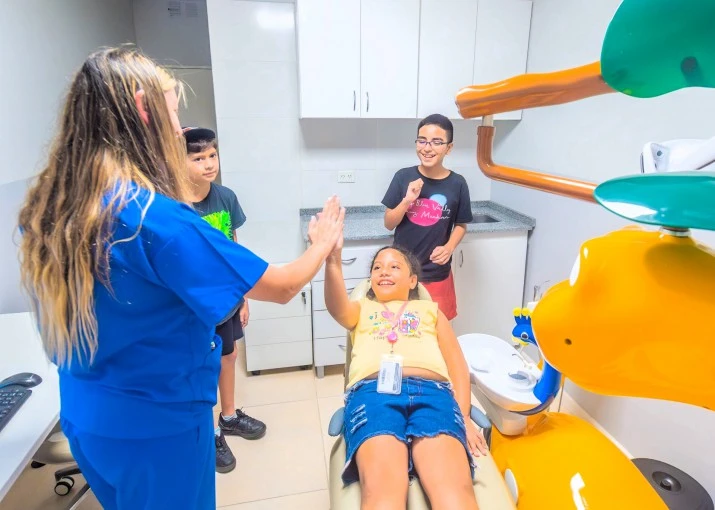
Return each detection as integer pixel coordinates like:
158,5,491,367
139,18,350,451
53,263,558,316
0,386,31,434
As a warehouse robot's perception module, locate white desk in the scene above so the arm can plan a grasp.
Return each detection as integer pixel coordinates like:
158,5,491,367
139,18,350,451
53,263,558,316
0,312,60,502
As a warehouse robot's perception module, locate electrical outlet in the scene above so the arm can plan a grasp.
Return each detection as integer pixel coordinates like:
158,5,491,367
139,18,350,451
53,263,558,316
338,171,355,183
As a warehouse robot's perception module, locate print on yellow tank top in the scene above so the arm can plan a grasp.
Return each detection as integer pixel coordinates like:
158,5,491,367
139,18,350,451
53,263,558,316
347,298,451,389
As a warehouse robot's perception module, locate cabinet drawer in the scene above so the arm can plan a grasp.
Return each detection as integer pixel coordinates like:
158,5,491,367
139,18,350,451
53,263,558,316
314,245,376,281
314,336,348,367
250,286,311,320
312,310,348,339
246,341,313,372
246,316,312,347
311,277,364,311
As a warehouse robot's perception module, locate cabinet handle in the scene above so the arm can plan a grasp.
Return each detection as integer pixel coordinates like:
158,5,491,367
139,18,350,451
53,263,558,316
342,257,358,265
353,90,356,111
366,92,370,112
301,291,306,305
459,250,464,268
338,344,346,351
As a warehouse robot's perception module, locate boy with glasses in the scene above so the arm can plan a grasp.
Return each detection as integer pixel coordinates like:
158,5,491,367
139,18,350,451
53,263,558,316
382,114,473,320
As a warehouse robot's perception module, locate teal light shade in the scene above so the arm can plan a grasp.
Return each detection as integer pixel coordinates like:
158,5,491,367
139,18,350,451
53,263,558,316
594,172,715,231
601,0,715,98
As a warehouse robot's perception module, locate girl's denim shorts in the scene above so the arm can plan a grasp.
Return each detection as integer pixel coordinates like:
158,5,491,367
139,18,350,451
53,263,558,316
341,376,475,485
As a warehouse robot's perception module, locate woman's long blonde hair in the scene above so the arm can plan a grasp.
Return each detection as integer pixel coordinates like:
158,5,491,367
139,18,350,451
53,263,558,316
18,47,190,367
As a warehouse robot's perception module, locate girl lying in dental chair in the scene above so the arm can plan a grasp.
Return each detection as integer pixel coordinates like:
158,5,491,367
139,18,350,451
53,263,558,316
324,239,488,510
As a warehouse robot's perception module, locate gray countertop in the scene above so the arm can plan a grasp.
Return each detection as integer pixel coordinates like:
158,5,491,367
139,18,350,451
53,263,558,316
300,201,535,242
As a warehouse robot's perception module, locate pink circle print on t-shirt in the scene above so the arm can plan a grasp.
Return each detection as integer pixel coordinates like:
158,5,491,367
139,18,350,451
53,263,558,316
406,194,448,227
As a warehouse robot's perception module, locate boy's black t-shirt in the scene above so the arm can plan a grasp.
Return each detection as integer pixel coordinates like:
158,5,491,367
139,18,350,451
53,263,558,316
193,183,248,318
192,183,246,240
382,166,473,283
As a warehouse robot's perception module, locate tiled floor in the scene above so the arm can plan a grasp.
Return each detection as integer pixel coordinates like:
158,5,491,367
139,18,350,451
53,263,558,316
0,342,594,510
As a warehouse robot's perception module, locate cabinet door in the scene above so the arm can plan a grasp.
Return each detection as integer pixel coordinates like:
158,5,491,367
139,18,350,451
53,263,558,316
246,317,313,347
418,0,479,119
360,0,420,118
251,288,311,320
452,232,528,339
452,245,477,337
473,0,532,120
296,0,361,118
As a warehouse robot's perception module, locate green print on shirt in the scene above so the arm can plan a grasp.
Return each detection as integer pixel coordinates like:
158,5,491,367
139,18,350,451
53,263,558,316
202,210,232,239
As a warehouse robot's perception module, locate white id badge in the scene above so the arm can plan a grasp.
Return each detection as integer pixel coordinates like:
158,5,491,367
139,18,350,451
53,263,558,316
377,354,403,395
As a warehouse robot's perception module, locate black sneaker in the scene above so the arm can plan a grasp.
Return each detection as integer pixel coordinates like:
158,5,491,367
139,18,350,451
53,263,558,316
219,408,267,440
215,431,236,474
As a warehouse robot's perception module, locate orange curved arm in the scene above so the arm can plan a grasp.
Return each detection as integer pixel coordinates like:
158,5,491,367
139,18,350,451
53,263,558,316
456,62,613,118
477,124,597,202
460,62,609,202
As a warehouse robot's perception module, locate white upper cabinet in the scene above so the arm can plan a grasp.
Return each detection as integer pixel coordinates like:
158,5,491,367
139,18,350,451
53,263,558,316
361,0,420,118
417,0,479,119
296,0,361,118
297,0,419,118
297,0,532,119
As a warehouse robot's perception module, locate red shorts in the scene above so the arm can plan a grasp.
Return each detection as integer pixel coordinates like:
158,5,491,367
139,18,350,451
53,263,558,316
422,271,458,321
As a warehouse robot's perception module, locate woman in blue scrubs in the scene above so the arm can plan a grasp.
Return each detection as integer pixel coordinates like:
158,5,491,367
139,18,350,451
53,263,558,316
16,47,344,510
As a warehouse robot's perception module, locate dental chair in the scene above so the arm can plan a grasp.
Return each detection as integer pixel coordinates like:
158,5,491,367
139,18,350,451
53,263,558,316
326,280,516,509
32,422,91,507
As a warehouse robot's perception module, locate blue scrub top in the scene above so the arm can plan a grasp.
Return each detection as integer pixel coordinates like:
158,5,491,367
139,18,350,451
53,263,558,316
58,187,268,439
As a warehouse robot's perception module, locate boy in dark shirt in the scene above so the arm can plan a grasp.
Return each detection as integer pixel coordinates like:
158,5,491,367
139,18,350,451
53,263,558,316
382,114,473,320
184,127,267,474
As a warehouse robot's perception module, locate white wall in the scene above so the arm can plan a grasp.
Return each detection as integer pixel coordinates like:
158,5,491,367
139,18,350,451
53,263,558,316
0,0,136,313
0,179,33,314
206,0,493,263
0,0,136,186
492,0,715,495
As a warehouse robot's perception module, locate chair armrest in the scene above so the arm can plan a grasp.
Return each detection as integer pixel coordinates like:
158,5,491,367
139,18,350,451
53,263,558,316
470,405,493,448
328,407,345,437
470,405,491,430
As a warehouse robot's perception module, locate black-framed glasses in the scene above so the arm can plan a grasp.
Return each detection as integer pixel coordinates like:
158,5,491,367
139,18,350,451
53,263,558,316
415,139,449,148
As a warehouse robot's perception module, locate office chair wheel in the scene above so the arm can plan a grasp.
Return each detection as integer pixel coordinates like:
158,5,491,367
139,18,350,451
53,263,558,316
251,370,261,376
54,476,74,496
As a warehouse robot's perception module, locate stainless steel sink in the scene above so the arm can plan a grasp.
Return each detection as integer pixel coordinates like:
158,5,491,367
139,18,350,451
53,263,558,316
470,213,499,224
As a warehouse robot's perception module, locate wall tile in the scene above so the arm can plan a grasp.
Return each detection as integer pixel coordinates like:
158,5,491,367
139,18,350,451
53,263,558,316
216,117,301,174
375,119,420,171
222,170,301,224
237,218,304,263
299,119,378,172
209,1,295,63
301,169,393,208
452,166,492,201
213,61,298,118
